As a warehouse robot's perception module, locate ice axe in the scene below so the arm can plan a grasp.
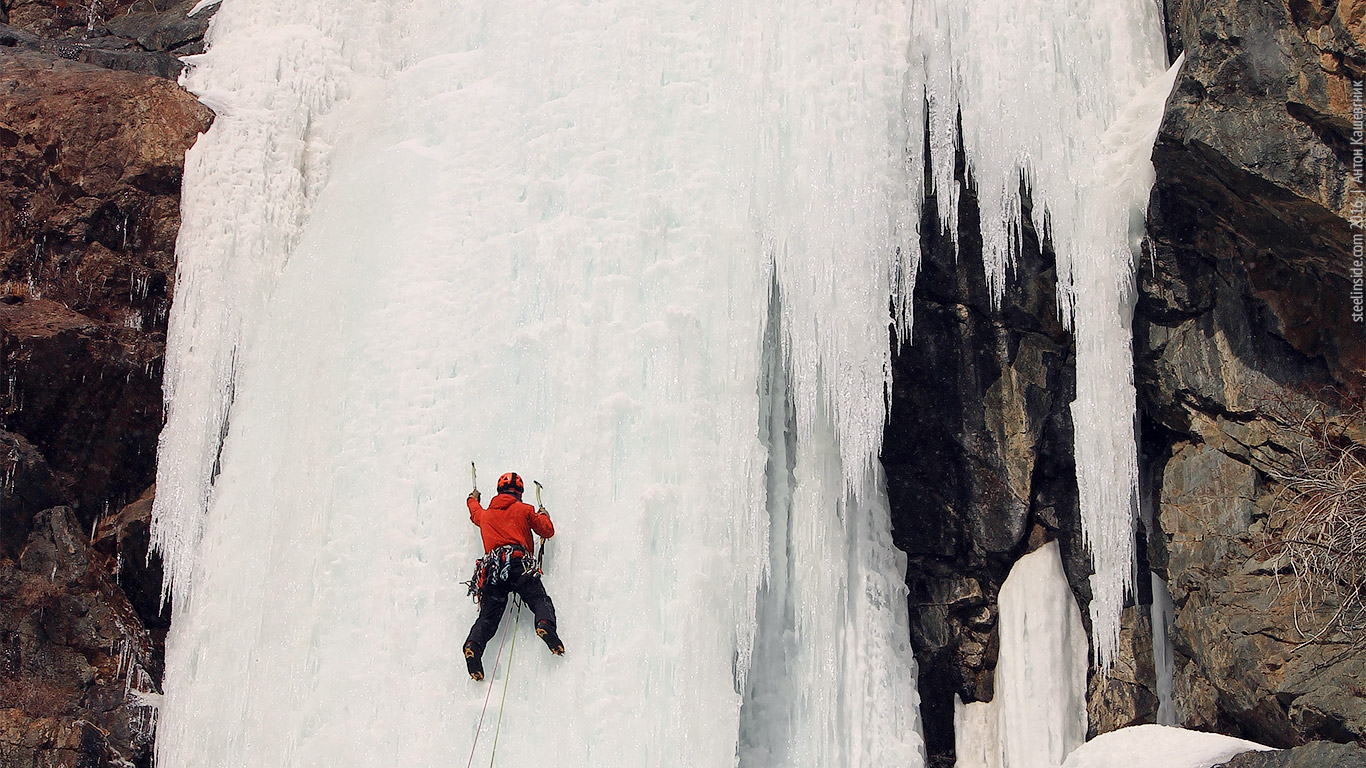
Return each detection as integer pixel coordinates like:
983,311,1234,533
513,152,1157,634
470,462,479,500
534,480,548,565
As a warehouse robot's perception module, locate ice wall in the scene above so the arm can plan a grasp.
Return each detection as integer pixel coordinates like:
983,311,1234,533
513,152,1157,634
152,0,923,766
907,1,1179,666
955,542,1089,768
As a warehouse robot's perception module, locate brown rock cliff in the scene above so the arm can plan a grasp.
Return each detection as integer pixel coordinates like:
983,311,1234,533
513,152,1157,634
0,4,211,765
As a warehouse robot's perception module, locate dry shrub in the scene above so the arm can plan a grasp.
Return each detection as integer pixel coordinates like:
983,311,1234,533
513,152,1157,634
1263,388,1366,643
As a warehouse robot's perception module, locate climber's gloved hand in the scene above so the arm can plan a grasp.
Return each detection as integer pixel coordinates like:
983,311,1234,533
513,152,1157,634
469,490,481,503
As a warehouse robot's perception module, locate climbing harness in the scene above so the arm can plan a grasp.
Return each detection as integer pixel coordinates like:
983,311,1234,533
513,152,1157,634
463,545,541,603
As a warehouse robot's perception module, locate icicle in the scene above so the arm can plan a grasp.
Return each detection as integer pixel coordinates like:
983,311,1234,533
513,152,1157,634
735,0,920,499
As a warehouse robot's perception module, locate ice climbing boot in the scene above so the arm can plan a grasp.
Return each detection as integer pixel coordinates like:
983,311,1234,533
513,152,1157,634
536,623,564,656
464,644,484,681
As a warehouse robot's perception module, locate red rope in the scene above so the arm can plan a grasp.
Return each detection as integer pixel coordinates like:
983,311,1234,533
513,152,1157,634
465,603,515,768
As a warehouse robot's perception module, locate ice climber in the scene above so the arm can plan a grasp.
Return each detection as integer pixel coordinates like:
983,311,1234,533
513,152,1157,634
463,471,563,681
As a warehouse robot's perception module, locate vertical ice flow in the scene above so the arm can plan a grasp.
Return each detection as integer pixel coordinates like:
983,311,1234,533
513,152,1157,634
153,0,438,603
741,295,923,767
955,542,1089,768
1150,574,1177,725
954,694,1003,768
152,0,924,766
908,0,1181,666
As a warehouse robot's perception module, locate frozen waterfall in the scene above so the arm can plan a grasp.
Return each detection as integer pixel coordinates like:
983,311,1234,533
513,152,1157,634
152,0,1180,764
154,0,921,765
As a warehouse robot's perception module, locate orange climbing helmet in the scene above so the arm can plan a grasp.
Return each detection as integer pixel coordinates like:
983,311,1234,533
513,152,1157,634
497,472,525,496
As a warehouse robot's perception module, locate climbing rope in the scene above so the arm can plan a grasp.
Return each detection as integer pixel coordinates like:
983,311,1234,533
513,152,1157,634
464,528,549,767
486,598,524,766
464,598,519,768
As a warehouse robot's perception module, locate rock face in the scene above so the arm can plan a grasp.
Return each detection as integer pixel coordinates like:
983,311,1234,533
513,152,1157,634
0,297,164,526
887,168,1179,765
0,6,211,765
0,49,210,330
1141,0,1366,747
1,506,161,767
1218,741,1366,768
2,0,213,79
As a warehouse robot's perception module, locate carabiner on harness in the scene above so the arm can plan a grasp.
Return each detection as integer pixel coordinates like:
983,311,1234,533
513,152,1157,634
462,544,540,603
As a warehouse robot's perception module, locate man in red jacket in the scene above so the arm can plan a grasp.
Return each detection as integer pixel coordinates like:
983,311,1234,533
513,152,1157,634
463,471,562,681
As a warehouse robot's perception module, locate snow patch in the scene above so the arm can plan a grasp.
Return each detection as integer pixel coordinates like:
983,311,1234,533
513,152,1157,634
1060,724,1272,768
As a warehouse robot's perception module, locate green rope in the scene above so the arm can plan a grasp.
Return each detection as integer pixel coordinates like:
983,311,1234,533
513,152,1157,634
487,597,522,767
483,531,548,767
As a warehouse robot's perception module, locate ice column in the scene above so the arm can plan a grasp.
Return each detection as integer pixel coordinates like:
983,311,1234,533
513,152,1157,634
955,542,1089,768
1150,574,1177,725
954,695,1003,768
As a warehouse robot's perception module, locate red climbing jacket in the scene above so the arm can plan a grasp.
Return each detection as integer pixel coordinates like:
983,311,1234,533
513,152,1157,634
468,492,554,554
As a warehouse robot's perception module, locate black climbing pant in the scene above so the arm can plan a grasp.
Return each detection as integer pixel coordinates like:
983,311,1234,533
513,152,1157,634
464,561,557,661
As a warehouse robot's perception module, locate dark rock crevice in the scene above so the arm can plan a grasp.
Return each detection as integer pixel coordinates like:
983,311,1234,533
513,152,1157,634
884,126,1097,765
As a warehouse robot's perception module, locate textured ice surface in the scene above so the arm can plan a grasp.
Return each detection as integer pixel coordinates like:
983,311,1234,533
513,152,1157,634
954,694,1003,768
1059,725,1272,768
152,0,923,766
955,542,1089,768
